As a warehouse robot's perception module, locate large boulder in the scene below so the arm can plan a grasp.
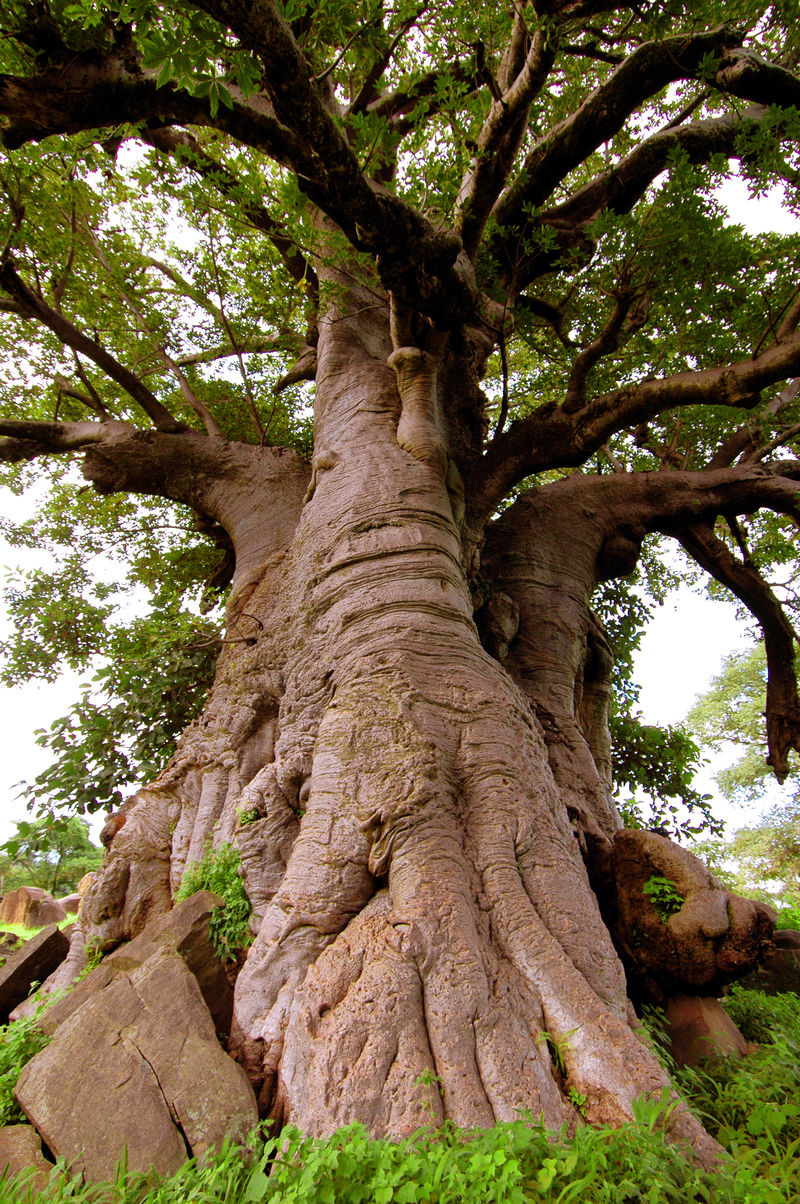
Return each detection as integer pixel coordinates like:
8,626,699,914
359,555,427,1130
0,887,67,929
14,948,258,1183
0,925,71,1023
737,928,800,996
0,1124,53,1193
664,994,748,1067
38,890,234,1039
611,829,775,1002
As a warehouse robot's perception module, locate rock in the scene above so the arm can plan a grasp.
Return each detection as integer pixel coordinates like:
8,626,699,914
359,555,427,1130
664,994,748,1067
10,923,89,1023
0,887,67,929
0,1124,53,1193
57,894,81,915
0,925,70,1023
15,949,258,1182
611,829,774,1002
738,927,800,995
39,891,233,1039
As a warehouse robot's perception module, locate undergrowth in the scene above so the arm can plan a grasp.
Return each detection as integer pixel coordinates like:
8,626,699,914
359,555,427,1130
2,988,800,1202
173,843,252,959
0,1013,50,1125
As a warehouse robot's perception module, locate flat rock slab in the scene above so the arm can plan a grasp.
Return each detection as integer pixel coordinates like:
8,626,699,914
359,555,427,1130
15,948,258,1183
0,925,70,1023
0,1124,53,1193
39,890,232,1039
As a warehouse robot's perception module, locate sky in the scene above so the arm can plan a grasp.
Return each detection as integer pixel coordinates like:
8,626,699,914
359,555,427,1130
0,173,797,845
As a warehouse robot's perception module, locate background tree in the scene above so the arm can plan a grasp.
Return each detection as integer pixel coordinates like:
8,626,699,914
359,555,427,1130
1,0,800,1162
687,641,800,920
0,816,102,897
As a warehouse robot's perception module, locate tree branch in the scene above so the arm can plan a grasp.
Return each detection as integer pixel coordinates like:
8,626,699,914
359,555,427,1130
367,59,480,131
714,48,800,107
0,55,312,171
0,261,185,433
563,284,647,412
0,417,118,463
490,26,740,236
469,328,800,532
457,25,559,257
678,521,800,782
349,3,428,115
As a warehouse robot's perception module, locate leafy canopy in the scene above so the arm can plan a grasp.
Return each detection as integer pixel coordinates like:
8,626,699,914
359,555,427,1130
0,0,799,824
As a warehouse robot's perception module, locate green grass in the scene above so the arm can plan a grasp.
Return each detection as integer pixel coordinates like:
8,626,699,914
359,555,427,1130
2,988,799,1202
1,918,76,943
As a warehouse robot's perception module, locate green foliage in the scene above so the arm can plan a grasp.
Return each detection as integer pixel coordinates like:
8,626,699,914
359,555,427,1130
612,714,720,840
0,1014,50,1126
174,843,252,960
694,797,800,915
0,816,101,896
21,601,220,817
642,875,684,923
672,988,800,1199
685,642,797,805
5,1058,800,1202
2,989,800,1198
593,568,723,841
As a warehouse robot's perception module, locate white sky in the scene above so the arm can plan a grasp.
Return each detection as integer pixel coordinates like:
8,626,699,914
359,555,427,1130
0,172,797,845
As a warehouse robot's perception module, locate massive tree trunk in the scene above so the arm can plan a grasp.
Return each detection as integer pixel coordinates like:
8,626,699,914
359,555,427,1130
78,284,749,1166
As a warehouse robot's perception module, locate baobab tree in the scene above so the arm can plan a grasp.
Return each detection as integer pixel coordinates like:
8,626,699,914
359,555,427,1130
0,0,799,1163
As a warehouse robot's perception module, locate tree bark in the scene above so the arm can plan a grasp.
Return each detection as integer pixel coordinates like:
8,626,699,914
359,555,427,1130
79,291,739,1166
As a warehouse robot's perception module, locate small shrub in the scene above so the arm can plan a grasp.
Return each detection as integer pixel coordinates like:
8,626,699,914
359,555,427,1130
774,906,800,931
0,1014,50,1125
642,875,684,923
174,843,252,960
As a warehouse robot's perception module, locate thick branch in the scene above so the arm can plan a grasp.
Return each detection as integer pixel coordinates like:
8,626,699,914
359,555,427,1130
0,261,184,433
0,56,312,171
491,26,740,235
714,48,800,107
457,27,558,257
469,329,800,532
0,417,113,463
678,522,800,781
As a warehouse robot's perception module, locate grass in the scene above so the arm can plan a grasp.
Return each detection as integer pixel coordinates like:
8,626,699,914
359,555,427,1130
0,918,76,943
1,987,800,1203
